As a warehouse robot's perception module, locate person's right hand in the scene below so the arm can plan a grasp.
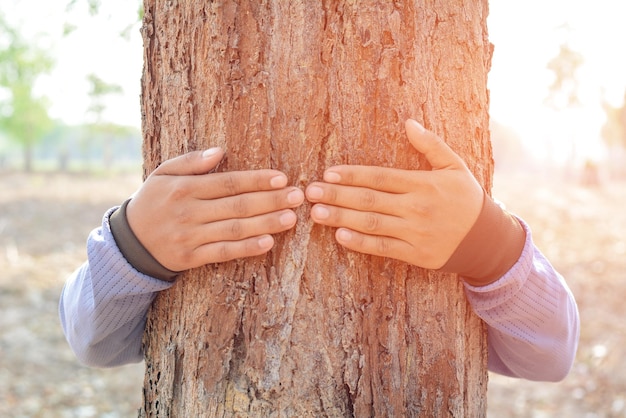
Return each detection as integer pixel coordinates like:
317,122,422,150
126,147,305,271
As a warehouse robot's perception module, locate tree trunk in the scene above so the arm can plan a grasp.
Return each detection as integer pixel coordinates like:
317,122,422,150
139,1,493,416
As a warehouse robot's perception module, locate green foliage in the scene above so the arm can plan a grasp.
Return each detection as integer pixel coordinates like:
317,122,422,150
0,13,54,170
63,22,78,36
66,0,101,16
86,73,122,123
66,0,142,20
120,4,144,40
66,0,143,40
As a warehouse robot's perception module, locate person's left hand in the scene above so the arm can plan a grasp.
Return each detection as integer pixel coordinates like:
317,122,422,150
305,119,484,269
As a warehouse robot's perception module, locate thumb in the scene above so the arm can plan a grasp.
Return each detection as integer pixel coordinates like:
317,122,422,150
154,147,225,176
404,119,463,170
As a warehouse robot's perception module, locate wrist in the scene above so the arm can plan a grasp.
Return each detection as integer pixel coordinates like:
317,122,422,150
109,199,180,282
438,191,526,286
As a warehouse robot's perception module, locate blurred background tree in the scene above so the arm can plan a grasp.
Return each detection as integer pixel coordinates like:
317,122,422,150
601,90,626,178
84,73,122,168
601,91,626,149
0,2,143,173
86,73,122,122
545,41,584,111
543,28,594,183
0,13,54,172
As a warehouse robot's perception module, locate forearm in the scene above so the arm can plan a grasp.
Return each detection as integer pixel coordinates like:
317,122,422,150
59,207,173,368
464,219,580,381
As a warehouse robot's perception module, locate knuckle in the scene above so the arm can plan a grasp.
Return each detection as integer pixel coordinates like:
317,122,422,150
169,179,193,201
177,251,194,267
169,230,184,245
273,190,284,208
222,173,241,195
166,245,193,269
231,196,249,217
407,198,430,218
217,242,232,262
173,205,193,225
364,213,380,232
167,231,206,268
229,220,244,239
373,172,387,189
359,190,377,209
256,172,268,190
325,186,338,204
375,236,391,255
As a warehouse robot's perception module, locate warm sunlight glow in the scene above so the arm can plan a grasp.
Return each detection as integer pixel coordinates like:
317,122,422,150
488,0,626,165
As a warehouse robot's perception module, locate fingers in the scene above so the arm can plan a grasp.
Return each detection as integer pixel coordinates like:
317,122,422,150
166,209,299,269
315,165,419,194
180,186,304,226
309,201,408,240
309,200,455,269
181,169,292,201
154,148,226,176
136,127,473,271
196,235,276,265
152,149,290,199
128,149,305,271
307,119,466,195
404,119,465,170
334,228,411,262
151,183,304,271
203,210,297,251
147,165,293,210
167,235,277,270
308,200,418,264
333,228,444,269
302,118,483,269
306,181,399,214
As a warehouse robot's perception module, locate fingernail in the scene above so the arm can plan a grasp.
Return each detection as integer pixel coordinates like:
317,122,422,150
324,171,341,183
287,189,304,204
258,236,274,249
202,147,221,158
337,228,352,242
408,119,425,133
307,185,323,199
270,175,288,188
312,205,330,220
279,211,297,226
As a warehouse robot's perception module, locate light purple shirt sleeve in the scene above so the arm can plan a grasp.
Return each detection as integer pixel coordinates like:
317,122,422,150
60,210,579,380
59,207,173,368
464,218,580,381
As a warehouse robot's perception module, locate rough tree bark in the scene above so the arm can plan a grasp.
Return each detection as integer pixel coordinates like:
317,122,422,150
139,1,493,416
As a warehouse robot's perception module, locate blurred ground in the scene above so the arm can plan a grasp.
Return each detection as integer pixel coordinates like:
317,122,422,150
0,171,145,417
0,167,624,417
488,168,626,418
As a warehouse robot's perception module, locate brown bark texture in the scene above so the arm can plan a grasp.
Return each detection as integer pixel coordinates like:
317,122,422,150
139,1,493,416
